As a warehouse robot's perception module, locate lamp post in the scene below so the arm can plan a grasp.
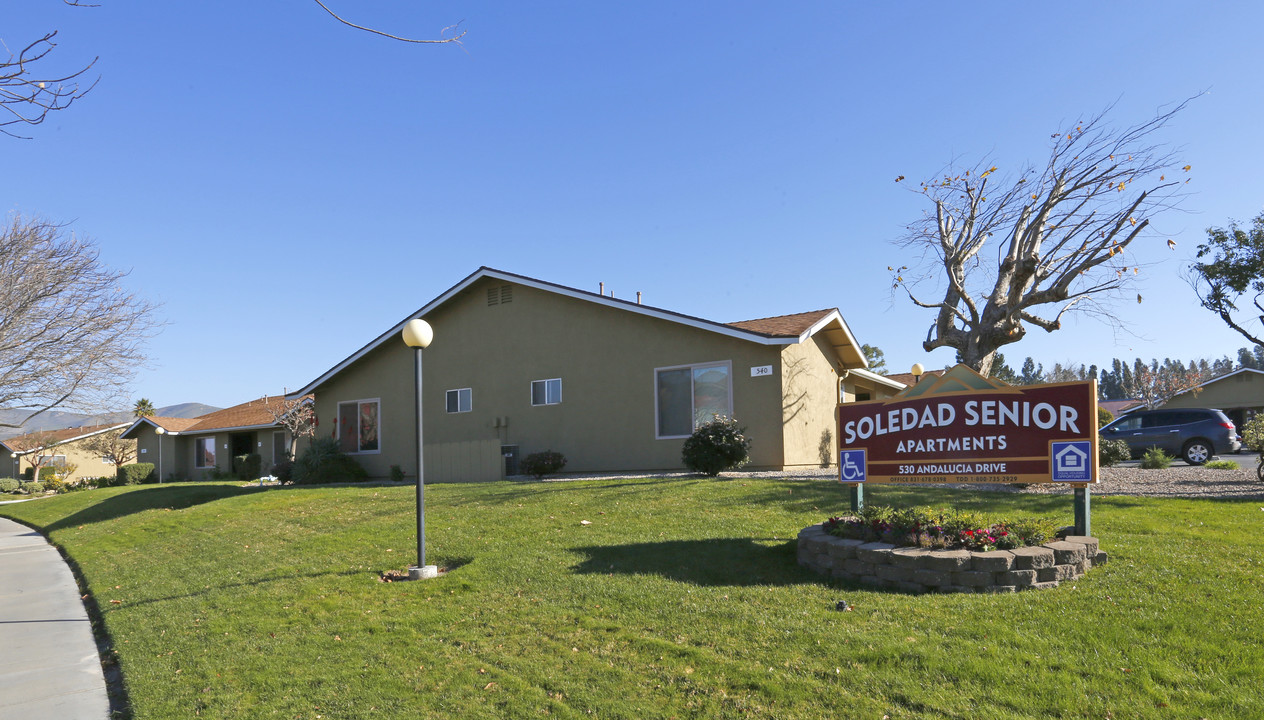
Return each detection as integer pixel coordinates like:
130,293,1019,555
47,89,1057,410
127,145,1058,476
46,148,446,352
155,427,165,483
10,453,17,479
911,363,925,385
402,318,437,580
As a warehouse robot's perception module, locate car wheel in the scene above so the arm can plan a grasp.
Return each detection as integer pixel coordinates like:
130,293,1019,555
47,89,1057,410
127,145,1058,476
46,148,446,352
1182,439,1211,466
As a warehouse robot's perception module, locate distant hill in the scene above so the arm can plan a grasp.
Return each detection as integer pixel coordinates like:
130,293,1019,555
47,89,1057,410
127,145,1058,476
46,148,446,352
0,403,222,440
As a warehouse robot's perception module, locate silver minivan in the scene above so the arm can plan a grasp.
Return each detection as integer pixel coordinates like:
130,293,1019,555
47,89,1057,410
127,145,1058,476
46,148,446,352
1101,408,1240,465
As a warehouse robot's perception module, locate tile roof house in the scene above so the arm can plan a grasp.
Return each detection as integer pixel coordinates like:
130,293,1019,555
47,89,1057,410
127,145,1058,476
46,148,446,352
2,423,133,482
121,396,310,481
294,267,906,482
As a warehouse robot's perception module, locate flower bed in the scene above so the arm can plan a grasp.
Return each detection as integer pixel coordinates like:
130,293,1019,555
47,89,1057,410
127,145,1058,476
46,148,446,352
797,523,1106,593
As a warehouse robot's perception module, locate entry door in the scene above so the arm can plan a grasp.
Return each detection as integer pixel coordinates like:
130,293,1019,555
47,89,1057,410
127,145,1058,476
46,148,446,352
273,431,288,464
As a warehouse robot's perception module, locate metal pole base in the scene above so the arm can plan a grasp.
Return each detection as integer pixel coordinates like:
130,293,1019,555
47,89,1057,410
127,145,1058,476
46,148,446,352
848,483,864,513
408,565,439,580
1072,483,1091,537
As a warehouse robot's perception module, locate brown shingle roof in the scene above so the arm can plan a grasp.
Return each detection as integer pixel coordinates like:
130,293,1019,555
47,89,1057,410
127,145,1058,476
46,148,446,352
180,395,308,433
726,310,835,338
884,369,945,387
2,422,130,453
146,417,201,433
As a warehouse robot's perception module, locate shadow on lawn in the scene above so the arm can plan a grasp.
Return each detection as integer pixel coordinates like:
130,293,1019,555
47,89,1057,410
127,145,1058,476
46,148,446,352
45,483,263,534
441,475,709,506
571,537,818,586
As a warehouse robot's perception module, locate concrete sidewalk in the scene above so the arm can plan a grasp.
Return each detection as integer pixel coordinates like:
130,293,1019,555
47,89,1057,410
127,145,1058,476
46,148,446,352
0,517,109,720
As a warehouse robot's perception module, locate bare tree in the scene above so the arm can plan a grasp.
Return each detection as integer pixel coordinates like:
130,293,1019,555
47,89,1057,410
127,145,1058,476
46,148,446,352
0,215,159,427
1124,358,1208,409
0,31,97,139
265,394,317,459
894,101,1192,376
79,428,137,467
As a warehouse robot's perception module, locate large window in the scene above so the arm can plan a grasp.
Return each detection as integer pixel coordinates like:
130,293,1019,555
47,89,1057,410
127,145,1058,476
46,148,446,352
446,388,472,414
655,361,732,438
37,455,67,468
195,437,216,468
531,378,562,406
337,399,380,453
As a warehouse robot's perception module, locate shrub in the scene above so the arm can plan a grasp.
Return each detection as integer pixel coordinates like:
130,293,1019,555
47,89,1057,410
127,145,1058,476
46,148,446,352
1140,447,1172,469
681,416,751,477
22,481,45,494
43,477,67,494
1099,439,1132,467
270,460,294,485
1097,406,1114,428
1204,459,1239,470
38,466,58,483
520,451,567,480
825,505,1057,551
0,478,19,493
1241,415,1264,453
292,437,368,485
389,464,406,483
22,467,34,482
115,463,156,486
233,453,263,481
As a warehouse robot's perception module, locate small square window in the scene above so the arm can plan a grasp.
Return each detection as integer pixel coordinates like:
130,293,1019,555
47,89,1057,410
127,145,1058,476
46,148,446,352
446,388,472,413
531,378,562,406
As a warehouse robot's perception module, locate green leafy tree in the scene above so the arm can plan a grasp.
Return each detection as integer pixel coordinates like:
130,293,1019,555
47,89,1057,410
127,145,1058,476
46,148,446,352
1019,357,1044,385
1189,212,1264,347
860,344,887,373
133,398,156,418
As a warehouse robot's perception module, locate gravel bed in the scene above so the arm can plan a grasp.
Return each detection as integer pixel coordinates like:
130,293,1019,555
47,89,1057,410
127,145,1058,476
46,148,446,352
544,459,1264,500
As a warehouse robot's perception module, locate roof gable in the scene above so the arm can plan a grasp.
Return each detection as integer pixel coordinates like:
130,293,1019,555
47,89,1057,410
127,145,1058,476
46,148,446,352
2,422,131,454
296,267,871,395
120,395,308,439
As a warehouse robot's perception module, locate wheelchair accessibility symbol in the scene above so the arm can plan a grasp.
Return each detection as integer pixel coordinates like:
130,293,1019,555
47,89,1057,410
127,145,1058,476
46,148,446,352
839,449,866,483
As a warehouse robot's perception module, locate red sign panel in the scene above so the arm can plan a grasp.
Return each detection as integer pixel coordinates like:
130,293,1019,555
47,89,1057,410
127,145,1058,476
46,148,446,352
838,367,1098,484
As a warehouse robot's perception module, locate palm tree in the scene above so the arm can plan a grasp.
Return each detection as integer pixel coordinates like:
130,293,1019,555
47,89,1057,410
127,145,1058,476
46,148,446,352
133,398,156,418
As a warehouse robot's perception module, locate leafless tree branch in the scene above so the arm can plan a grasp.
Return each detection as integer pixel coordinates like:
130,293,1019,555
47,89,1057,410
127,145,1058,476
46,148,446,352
309,0,466,44
0,31,98,139
892,99,1195,376
0,215,161,427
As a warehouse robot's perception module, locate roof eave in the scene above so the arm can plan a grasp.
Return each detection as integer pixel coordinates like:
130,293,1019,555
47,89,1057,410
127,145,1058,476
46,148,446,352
296,267,816,396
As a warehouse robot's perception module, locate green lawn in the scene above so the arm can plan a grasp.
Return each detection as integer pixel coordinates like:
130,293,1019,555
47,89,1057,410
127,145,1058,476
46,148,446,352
3,477,1262,719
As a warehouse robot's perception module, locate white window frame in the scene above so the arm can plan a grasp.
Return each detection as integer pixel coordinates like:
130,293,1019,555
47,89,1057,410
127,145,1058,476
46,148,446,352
531,378,563,406
194,437,216,468
654,360,733,440
446,388,472,414
37,454,67,468
336,398,382,455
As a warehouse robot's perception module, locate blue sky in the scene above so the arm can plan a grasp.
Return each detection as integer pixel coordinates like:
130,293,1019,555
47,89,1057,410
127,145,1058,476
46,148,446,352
5,2,1264,408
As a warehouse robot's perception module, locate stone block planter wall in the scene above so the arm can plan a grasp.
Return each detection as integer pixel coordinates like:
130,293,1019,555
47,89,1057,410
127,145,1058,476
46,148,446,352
797,523,1107,593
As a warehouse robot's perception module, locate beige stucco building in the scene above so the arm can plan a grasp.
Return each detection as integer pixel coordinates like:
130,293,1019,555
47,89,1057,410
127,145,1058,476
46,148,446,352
1,423,133,483
296,267,904,482
1162,368,1264,427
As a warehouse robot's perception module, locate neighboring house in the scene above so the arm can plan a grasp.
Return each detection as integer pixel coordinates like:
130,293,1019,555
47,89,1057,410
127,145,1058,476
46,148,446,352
294,267,905,482
1099,399,1145,418
1161,368,1264,428
121,396,310,481
1,423,133,482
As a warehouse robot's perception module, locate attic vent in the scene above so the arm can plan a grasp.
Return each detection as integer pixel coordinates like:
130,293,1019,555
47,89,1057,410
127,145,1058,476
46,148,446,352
487,284,513,306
